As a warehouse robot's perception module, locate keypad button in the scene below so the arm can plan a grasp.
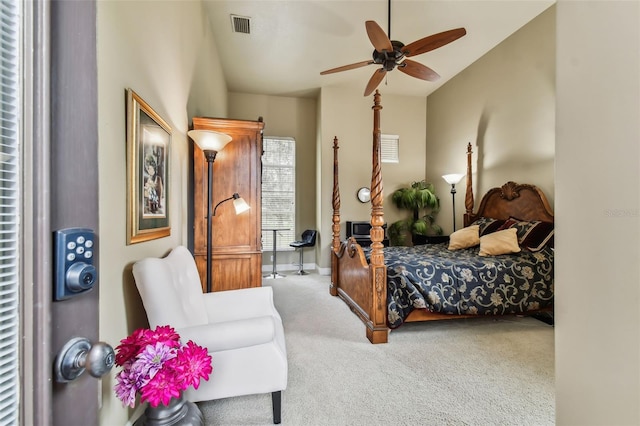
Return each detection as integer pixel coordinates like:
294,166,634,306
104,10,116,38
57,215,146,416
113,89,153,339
77,236,85,244
67,241,76,250
67,253,76,262
84,251,93,259
85,240,93,248
76,246,85,255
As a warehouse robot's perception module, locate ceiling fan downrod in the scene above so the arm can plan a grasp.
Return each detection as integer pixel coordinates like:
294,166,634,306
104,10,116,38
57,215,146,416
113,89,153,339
387,0,391,40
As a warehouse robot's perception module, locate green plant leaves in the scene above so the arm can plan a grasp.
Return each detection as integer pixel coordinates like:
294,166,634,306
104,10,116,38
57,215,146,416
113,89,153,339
389,180,442,246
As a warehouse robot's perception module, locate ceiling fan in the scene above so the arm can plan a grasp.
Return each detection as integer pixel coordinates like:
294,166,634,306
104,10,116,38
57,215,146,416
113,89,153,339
320,0,467,96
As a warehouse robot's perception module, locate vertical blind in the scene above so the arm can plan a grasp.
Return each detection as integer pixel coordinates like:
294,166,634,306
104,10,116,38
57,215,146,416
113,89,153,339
0,0,20,424
261,137,295,251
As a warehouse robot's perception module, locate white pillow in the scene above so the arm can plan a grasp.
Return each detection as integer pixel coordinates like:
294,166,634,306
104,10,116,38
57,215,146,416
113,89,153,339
479,228,521,256
448,225,480,250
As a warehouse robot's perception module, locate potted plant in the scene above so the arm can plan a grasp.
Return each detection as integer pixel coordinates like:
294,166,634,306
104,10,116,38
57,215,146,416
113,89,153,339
388,180,443,245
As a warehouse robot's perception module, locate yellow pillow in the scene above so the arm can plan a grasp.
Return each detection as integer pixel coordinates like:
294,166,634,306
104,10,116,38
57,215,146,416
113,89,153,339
479,228,521,256
448,225,480,250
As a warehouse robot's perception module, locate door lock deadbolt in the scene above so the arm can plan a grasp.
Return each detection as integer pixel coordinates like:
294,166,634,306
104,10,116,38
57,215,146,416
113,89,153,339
53,228,97,301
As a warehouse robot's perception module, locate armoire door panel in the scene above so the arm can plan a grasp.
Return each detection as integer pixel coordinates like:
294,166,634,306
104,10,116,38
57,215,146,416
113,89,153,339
194,254,261,293
192,117,264,291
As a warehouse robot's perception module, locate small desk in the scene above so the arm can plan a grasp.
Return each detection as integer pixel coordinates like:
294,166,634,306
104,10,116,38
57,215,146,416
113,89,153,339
263,228,289,279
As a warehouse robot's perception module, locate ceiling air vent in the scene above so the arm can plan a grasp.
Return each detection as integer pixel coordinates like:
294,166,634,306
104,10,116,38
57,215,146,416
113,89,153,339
231,15,251,34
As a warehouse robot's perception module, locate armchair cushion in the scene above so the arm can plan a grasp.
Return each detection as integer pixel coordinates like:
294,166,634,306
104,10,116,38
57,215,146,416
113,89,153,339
202,286,281,323
176,316,276,353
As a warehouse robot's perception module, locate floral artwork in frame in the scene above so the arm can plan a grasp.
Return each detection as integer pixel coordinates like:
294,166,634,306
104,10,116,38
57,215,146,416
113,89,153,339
126,88,171,244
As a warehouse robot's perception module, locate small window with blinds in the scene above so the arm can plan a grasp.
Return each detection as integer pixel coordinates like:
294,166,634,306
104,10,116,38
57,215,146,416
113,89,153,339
0,0,21,423
262,137,295,251
381,134,399,163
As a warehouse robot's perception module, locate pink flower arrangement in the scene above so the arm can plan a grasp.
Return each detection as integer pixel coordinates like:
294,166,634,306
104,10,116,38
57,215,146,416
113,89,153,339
113,325,213,408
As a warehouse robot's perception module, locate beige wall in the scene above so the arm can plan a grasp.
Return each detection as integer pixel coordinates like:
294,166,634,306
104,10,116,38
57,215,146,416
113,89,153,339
228,93,317,268
556,1,639,424
426,6,556,234
92,1,640,424
228,88,427,272
318,86,428,270
97,1,227,424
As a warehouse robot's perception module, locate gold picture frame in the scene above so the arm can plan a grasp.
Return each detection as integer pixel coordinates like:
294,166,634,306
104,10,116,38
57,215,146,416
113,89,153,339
126,88,171,244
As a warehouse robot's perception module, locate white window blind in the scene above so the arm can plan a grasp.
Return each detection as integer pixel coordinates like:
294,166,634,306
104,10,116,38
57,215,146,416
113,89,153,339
381,134,399,163
262,137,295,251
0,0,21,424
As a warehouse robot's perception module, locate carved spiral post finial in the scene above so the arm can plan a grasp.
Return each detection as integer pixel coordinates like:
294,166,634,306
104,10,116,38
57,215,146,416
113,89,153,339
369,90,387,343
332,137,341,254
465,142,474,216
330,137,341,296
370,91,384,260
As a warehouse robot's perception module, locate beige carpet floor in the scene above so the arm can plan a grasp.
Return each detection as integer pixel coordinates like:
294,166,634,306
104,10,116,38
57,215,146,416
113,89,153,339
198,272,554,425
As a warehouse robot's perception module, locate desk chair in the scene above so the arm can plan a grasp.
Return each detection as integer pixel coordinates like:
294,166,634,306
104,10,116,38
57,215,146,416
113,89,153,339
289,230,317,275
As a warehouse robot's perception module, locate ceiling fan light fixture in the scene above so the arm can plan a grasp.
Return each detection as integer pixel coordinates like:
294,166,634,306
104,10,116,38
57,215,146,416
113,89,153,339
319,2,466,96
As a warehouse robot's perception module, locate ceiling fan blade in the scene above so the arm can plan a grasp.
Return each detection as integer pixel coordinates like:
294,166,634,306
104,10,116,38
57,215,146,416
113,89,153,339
365,20,393,52
364,68,387,96
401,28,467,57
398,59,440,81
320,60,374,75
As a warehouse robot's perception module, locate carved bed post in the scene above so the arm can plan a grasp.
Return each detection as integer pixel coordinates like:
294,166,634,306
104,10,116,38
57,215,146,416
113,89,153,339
330,137,340,296
368,91,388,344
463,142,475,227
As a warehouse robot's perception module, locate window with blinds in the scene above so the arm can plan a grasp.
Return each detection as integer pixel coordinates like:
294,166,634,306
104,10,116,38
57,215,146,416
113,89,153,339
0,0,21,423
381,134,399,163
261,137,295,251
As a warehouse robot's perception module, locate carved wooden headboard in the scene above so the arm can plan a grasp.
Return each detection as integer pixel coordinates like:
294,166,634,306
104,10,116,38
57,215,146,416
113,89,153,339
464,181,554,227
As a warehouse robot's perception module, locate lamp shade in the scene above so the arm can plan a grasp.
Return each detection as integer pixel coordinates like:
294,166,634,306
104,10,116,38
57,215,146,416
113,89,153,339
188,129,232,152
233,195,251,214
442,173,464,185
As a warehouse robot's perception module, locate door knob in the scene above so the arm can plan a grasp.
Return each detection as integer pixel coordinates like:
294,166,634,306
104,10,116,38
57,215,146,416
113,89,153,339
55,337,115,383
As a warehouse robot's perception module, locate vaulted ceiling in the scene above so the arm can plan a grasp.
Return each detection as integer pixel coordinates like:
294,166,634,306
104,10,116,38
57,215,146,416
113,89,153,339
203,1,555,98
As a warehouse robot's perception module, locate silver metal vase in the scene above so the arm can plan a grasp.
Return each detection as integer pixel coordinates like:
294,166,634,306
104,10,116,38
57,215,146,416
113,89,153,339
133,393,204,426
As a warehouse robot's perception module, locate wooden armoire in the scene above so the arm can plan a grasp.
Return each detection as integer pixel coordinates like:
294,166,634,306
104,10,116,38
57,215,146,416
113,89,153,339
192,117,264,292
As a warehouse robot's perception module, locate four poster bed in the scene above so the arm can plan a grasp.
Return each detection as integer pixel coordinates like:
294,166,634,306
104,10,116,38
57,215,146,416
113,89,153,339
330,91,554,344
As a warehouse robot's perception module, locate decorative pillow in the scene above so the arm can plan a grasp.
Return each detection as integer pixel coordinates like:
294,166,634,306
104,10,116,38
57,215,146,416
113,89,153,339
498,218,554,251
478,228,521,256
448,225,480,250
471,217,507,236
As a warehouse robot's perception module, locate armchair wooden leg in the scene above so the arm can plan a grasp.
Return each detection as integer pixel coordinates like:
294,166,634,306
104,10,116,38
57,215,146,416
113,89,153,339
272,391,282,424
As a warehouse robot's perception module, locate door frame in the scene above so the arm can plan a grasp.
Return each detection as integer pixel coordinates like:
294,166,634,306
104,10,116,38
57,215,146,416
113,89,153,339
23,0,100,424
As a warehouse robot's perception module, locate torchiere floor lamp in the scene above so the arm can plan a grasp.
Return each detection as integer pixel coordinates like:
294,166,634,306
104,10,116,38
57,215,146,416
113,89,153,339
188,130,250,293
442,173,465,232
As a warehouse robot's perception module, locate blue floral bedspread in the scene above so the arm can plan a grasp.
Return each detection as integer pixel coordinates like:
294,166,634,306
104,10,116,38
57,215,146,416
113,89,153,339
366,244,554,328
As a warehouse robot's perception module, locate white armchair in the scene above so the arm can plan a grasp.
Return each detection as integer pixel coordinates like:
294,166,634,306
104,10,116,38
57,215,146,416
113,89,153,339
132,246,287,424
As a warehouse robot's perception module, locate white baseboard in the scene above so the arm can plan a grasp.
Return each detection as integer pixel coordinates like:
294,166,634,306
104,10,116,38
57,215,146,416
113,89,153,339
317,267,331,276
261,263,318,273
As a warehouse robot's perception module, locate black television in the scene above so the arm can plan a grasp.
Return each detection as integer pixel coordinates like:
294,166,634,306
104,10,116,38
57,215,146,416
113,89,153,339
346,221,388,247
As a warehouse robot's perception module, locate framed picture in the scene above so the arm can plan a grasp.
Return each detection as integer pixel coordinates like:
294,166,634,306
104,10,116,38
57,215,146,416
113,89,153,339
126,88,171,244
